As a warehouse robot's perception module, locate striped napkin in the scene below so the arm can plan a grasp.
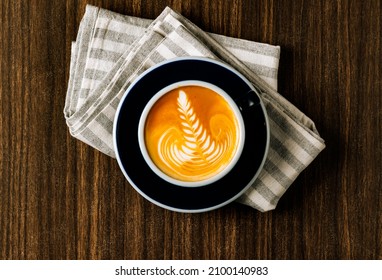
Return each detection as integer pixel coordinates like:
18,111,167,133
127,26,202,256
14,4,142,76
64,5,325,212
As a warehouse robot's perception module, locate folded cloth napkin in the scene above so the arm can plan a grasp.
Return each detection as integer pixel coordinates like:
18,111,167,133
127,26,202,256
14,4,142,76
64,5,325,212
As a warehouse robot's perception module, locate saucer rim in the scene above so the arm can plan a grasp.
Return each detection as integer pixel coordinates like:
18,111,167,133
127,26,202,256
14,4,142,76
113,57,270,213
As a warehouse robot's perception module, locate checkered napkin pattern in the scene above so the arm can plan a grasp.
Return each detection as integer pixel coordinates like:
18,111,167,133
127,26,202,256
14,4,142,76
64,5,325,212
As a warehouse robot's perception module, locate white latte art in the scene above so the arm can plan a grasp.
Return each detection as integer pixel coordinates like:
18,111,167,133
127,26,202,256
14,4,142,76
156,91,235,181
143,85,240,183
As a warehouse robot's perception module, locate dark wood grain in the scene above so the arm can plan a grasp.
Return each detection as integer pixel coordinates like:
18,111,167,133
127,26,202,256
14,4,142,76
1,0,381,260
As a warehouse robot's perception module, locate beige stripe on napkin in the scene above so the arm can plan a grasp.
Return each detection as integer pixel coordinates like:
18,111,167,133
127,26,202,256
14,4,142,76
64,5,325,212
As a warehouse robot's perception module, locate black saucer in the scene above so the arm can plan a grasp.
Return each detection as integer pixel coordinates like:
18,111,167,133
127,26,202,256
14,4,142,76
114,57,269,213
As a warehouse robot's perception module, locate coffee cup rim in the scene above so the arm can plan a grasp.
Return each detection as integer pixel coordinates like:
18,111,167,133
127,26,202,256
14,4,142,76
138,80,246,187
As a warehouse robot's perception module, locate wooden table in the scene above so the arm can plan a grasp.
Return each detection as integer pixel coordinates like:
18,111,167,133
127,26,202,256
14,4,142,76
1,0,381,260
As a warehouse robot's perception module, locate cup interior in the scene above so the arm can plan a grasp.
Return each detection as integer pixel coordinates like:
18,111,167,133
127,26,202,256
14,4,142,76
138,80,245,187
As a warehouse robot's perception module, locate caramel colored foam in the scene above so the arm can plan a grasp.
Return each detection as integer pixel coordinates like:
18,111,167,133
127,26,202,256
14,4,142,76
144,85,240,182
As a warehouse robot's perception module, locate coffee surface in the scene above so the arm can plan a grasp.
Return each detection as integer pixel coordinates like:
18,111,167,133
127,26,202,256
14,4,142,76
144,85,240,182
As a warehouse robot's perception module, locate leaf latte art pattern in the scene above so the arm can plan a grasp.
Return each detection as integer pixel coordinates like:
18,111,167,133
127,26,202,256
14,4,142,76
156,90,237,182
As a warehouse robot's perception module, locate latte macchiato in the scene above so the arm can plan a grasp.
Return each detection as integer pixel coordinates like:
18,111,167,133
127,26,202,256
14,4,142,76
139,82,244,186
